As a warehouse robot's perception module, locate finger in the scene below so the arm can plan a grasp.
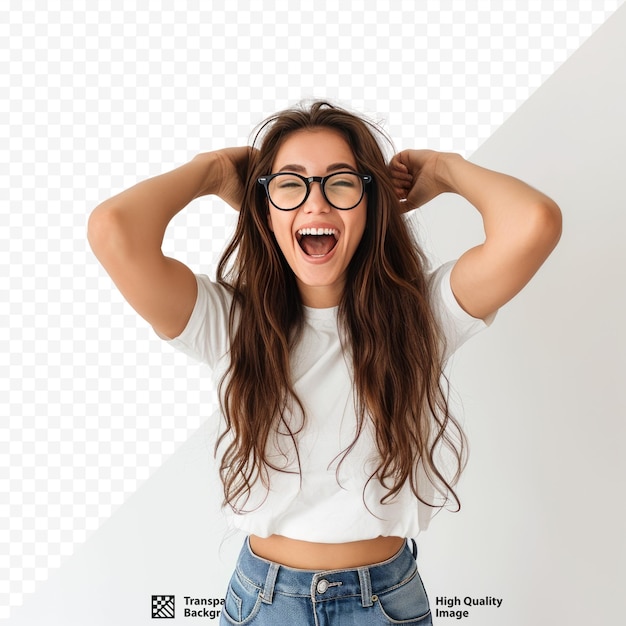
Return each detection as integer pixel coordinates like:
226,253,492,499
389,163,412,180
392,187,404,200
390,172,407,186
392,182,410,199
389,158,408,173
391,171,413,185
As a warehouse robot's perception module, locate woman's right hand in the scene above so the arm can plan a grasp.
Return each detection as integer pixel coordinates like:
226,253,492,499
198,146,258,211
89,146,255,340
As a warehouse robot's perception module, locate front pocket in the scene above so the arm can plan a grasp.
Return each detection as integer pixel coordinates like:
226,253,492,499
374,568,432,624
222,569,263,625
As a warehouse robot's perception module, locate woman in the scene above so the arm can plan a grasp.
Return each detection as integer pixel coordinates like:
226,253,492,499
88,101,561,625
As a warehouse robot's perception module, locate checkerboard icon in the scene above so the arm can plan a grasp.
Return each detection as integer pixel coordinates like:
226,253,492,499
151,595,175,618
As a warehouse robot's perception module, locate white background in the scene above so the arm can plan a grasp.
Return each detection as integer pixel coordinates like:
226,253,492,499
2,2,625,624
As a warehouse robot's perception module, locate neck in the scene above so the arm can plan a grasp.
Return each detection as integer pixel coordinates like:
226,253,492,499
298,281,343,308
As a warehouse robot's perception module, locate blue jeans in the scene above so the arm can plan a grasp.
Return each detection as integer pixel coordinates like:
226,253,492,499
220,538,432,625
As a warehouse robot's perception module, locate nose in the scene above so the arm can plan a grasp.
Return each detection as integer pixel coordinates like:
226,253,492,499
303,181,330,213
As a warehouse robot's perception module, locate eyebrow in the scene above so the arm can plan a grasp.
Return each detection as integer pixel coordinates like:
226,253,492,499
277,162,357,174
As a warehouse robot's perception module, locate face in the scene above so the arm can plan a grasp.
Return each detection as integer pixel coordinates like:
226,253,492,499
266,128,367,308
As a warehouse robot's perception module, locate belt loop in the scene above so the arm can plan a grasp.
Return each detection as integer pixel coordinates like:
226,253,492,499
260,562,279,605
357,567,373,607
410,538,418,560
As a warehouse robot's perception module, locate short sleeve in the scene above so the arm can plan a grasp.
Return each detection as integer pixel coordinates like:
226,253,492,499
428,260,496,361
160,274,233,367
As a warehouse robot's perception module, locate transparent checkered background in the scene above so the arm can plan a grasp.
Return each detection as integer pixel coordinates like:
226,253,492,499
1,0,623,619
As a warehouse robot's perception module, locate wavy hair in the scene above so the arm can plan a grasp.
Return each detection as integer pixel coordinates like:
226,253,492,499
216,101,466,514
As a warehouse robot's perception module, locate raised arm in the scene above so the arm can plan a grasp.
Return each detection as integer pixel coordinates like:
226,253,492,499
87,147,252,339
390,150,562,320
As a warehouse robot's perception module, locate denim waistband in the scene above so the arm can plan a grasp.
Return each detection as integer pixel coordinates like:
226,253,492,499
235,538,418,608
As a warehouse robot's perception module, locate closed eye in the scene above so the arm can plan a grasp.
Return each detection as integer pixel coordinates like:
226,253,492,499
328,178,357,188
277,180,305,189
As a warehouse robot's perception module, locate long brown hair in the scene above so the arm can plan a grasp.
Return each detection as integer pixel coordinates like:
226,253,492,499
216,101,466,514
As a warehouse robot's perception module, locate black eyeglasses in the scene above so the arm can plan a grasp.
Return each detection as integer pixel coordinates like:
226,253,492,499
258,171,372,211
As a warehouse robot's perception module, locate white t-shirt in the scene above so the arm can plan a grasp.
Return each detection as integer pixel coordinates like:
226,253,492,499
164,260,494,542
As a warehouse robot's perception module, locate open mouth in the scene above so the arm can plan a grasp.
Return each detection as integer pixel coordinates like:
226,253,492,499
296,228,339,258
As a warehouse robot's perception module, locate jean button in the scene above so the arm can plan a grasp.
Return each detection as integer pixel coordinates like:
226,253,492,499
316,579,329,594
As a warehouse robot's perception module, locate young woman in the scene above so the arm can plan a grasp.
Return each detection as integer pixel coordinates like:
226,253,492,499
88,101,561,625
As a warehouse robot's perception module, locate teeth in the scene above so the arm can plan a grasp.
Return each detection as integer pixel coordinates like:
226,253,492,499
297,228,338,237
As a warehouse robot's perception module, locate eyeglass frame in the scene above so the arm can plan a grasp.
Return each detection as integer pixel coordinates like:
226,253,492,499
257,171,372,211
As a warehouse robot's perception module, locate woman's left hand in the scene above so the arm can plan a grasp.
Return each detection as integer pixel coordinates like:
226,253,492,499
389,149,454,210
390,148,562,321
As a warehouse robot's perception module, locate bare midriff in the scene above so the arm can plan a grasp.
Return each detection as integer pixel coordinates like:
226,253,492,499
249,534,406,570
